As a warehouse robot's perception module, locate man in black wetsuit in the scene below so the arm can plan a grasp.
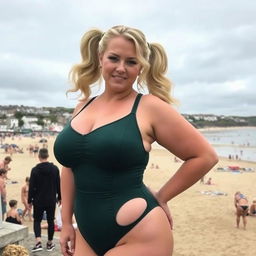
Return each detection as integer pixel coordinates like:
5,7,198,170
28,148,61,252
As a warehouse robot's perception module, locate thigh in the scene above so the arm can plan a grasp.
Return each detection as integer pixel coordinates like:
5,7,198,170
24,201,30,209
105,207,173,256
74,228,97,256
33,205,45,221
105,242,172,256
45,205,56,221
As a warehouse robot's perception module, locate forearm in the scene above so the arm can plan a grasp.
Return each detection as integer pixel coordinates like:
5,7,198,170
157,154,218,203
61,167,75,225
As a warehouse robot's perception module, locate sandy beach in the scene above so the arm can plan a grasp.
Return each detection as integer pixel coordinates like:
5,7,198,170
2,134,256,256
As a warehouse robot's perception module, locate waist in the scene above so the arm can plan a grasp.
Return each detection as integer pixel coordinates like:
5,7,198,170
75,183,148,198
73,167,144,192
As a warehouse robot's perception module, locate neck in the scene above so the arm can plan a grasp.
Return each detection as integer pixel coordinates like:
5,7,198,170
100,89,137,102
39,158,48,163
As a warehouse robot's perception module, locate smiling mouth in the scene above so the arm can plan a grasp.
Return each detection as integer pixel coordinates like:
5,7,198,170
112,75,127,80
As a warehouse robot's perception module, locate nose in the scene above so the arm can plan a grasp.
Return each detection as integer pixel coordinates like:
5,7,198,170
116,61,126,73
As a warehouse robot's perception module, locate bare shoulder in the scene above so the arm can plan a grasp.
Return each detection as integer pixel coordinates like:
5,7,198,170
140,94,181,120
72,98,90,117
141,94,167,109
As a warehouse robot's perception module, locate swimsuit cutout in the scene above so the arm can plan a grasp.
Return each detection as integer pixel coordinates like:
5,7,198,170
54,94,159,255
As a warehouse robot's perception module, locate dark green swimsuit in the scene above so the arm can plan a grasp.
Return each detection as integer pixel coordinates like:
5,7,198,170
54,94,159,255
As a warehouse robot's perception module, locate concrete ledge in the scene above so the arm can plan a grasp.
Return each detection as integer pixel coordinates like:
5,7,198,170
0,221,28,249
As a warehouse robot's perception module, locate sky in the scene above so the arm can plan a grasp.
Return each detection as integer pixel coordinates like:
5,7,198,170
0,0,255,116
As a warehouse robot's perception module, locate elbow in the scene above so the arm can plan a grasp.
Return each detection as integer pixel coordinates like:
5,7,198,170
207,149,219,168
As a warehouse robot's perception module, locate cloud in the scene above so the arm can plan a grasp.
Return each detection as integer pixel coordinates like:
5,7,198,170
0,0,255,116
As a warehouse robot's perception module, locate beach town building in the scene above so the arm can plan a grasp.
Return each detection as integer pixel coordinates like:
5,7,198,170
6,118,19,130
21,116,42,131
193,115,218,121
0,120,8,132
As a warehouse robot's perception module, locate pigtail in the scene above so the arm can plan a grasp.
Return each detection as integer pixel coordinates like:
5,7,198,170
146,43,175,104
67,29,103,100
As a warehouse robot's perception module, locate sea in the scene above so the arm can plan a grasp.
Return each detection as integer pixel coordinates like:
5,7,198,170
200,127,256,163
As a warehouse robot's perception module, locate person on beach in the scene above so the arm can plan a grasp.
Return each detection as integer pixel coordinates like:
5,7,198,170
28,148,61,252
249,199,256,216
0,168,7,220
5,199,22,225
33,144,39,157
234,191,249,229
21,177,32,221
54,25,218,256
0,156,12,172
205,177,215,185
41,204,77,231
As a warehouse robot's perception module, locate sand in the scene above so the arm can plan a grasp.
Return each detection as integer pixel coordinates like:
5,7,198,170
2,135,256,256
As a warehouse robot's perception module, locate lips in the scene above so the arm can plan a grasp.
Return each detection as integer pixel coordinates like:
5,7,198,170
112,75,127,80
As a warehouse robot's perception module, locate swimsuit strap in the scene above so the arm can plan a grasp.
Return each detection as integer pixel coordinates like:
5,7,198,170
72,96,97,120
131,93,143,114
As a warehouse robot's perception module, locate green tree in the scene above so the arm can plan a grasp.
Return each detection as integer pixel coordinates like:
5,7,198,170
37,119,44,127
18,119,24,127
48,115,57,123
14,111,24,119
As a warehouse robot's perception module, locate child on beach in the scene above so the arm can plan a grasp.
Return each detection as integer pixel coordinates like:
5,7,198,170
249,199,256,216
5,199,22,225
205,177,215,185
21,177,32,221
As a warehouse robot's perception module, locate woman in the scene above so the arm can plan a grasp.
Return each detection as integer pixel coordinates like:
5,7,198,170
54,25,218,256
234,191,249,229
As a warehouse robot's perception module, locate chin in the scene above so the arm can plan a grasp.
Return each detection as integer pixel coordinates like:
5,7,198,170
108,83,130,91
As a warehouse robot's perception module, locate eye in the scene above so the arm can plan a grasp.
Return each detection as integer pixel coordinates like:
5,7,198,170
108,56,118,62
127,60,138,65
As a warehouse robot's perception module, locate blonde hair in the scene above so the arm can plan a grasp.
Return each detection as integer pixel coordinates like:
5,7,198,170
68,25,175,104
2,244,29,256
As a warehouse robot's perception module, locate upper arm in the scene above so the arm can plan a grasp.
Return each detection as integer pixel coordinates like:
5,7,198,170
61,166,74,178
0,181,3,193
61,167,75,192
60,167,75,217
16,211,21,221
146,95,216,161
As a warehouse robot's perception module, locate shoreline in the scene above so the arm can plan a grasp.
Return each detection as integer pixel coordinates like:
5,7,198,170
198,126,256,132
152,142,256,164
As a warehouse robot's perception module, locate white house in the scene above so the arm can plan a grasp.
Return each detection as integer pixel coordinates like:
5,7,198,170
0,120,8,132
6,118,19,129
22,116,39,130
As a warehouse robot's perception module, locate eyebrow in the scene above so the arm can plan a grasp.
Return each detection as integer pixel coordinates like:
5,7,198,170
108,52,137,60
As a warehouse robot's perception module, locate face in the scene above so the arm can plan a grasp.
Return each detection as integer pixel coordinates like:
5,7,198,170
99,36,141,92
